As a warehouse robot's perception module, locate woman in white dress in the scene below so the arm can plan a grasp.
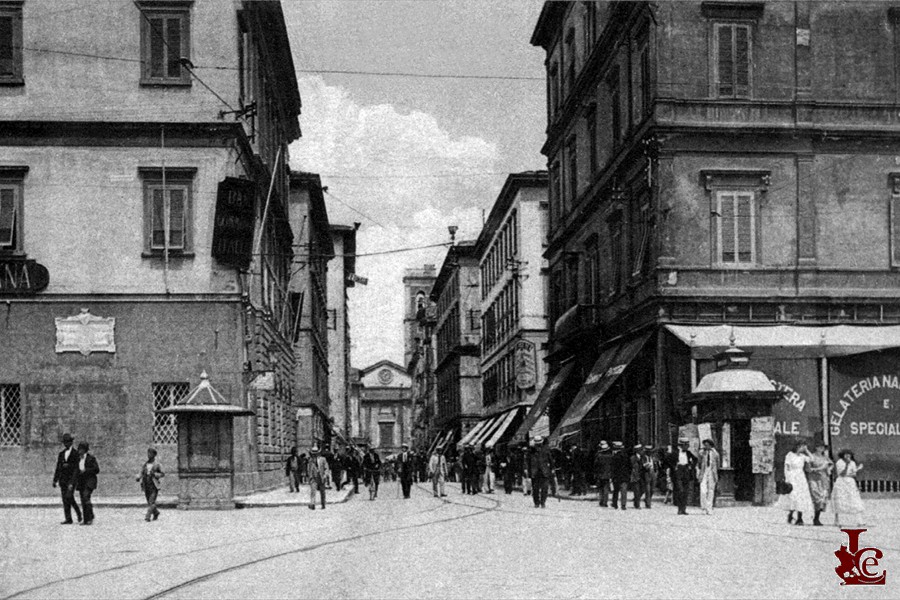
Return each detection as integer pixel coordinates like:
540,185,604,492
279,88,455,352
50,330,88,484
831,449,865,527
779,441,814,525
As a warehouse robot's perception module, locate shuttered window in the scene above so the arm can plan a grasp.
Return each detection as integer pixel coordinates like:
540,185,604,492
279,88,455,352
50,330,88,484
716,191,756,265
140,168,195,256
0,5,22,85
715,23,751,98
139,4,191,85
891,179,900,267
0,186,16,249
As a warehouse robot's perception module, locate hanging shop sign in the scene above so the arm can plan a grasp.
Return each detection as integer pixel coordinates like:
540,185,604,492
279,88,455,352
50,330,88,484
211,177,256,269
0,257,49,295
515,339,537,389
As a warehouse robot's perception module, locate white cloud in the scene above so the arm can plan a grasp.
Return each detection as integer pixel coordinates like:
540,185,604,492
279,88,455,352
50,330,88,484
290,77,502,368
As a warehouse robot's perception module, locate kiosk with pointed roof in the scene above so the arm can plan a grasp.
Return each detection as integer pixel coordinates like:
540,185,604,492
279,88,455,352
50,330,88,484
156,371,254,509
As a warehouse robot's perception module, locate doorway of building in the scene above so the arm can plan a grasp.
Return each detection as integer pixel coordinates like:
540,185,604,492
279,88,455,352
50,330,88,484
732,420,753,502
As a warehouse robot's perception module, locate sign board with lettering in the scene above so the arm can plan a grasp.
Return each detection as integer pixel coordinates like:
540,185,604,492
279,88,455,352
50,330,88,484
55,309,116,356
0,257,49,295
515,339,537,389
829,349,900,482
211,177,256,269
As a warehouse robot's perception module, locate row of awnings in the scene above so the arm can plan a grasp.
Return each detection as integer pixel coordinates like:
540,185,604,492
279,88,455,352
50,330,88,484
427,428,456,454
456,405,526,450
517,324,900,446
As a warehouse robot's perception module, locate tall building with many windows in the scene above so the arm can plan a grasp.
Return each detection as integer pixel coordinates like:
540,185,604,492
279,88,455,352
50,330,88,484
0,1,305,494
457,172,550,451
533,1,900,500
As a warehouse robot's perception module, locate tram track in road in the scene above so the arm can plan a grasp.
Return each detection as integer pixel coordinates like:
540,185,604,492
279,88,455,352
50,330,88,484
1,491,466,600
141,486,501,600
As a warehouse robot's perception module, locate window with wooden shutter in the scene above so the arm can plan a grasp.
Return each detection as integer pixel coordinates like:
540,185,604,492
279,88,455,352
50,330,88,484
0,186,16,249
0,4,22,85
716,191,756,265
715,23,751,98
140,167,196,256
890,175,900,267
139,3,191,86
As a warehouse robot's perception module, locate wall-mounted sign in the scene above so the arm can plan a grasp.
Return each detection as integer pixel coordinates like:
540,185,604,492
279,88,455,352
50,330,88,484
211,177,256,269
750,416,775,474
0,257,49,295
55,309,116,356
250,371,275,391
515,339,537,389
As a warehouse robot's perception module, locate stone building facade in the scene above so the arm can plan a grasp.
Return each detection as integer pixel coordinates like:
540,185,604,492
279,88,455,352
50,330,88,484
0,1,303,495
403,264,438,451
357,360,413,454
533,0,900,498
327,223,360,440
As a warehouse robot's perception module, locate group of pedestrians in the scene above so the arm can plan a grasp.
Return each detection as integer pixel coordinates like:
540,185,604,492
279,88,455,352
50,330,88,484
52,433,100,525
458,444,497,495
778,441,866,526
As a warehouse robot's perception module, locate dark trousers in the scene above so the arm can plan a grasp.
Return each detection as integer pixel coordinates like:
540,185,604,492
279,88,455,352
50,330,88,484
504,471,514,494
641,473,656,507
144,488,159,520
350,473,359,494
531,474,549,507
572,471,586,495
60,485,82,522
461,474,469,494
597,478,610,506
632,480,644,508
612,481,629,509
400,476,412,498
288,470,301,492
674,466,692,514
335,469,344,490
79,488,95,523
466,472,479,494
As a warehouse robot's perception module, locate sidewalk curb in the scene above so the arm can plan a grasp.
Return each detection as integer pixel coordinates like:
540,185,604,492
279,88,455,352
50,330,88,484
0,489,355,510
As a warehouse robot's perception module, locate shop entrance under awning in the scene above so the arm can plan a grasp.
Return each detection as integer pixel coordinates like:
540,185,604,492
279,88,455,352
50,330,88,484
458,405,526,450
512,361,579,444
550,332,652,443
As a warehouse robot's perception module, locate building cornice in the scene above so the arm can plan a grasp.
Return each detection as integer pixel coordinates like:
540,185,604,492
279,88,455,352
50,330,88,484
0,120,249,148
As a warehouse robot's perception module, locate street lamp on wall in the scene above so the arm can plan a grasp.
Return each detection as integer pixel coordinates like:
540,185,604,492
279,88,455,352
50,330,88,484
448,225,458,246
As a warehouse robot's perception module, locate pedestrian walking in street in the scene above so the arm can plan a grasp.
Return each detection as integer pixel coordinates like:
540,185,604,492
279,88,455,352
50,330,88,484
593,440,612,507
831,449,865,527
521,443,532,496
499,449,514,494
322,446,335,490
611,441,630,511
806,442,833,526
698,439,720,515
347,447,362,494
74,442,99,525
362,447,382,500
285,446,302,493
462,445,477,495
136,447,164,521
641,445,659,508
428,446,448,497
630,445,646,509
52,432,82,525
298,453,308,485
529,436,553,508
397,443,414,499
307,445,328,510
779,441,814,525
668,437,697,515
570,445,587,496
662,446,674,504
483,447,495,493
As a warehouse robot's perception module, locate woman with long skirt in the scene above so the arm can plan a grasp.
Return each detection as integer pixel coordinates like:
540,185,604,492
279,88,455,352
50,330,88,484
778,441,814,525
832,449,865,527
805,442,833,526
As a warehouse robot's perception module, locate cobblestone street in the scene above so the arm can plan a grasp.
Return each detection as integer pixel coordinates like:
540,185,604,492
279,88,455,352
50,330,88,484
1,483,897,600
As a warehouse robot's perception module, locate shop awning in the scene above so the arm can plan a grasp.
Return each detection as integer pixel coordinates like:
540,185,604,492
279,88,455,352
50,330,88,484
484,407,521,449
550,332,652,442
512,361,579,444
665,324,900,359
470,414,503,448
458,417,492,448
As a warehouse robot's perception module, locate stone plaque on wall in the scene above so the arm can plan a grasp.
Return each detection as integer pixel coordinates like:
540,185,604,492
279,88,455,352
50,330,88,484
55,309,116,356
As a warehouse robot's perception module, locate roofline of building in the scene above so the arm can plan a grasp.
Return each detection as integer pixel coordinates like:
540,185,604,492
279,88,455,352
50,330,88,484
475,171,548,256
430,241,478,301
530,1,567,48
358,359,409,375
290,171,334,259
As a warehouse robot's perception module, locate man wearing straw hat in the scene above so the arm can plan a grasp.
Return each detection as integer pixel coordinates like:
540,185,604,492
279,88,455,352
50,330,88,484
307,445,328,510
428,445,448,498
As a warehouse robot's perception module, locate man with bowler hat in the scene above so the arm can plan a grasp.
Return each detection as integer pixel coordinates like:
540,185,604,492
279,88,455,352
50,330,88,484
397,443,414,499
52,433,82,524
74,441,99,525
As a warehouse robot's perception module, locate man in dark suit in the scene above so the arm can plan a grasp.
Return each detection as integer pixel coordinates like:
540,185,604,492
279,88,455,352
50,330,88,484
611,441,631,511
74,441,100,525
529,437,553,508
593,441,613,507
397,443,414,499
461,445,477,495
52,433,82,524
668,437,698,515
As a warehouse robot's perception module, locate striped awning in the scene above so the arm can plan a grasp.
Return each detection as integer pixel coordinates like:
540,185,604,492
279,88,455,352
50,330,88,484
483,408,520,449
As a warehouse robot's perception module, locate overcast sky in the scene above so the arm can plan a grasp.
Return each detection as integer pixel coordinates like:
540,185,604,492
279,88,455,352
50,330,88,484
282,0,547,369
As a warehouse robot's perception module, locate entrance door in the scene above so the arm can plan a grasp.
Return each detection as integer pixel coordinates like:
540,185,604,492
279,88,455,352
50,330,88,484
732,420,753,502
